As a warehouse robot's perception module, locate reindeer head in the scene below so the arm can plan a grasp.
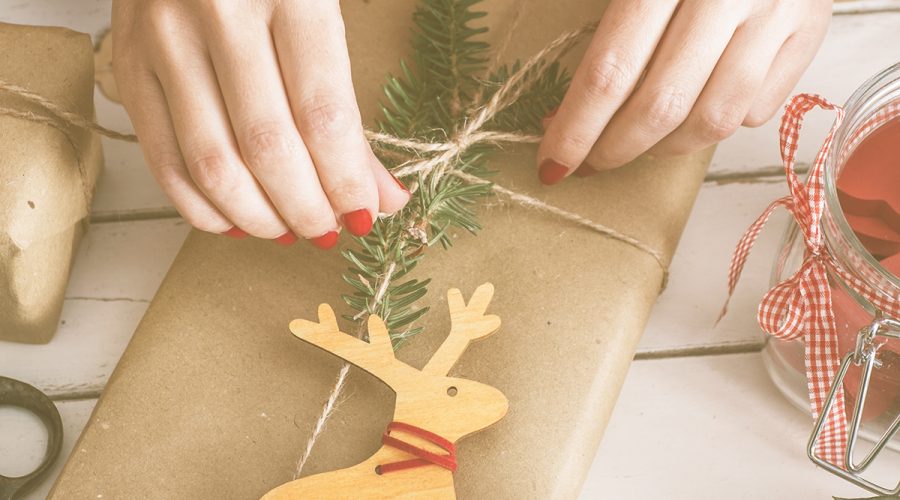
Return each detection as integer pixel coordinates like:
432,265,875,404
289,283,508,442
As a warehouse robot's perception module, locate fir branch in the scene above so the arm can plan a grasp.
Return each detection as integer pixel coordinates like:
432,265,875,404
341,0,570,348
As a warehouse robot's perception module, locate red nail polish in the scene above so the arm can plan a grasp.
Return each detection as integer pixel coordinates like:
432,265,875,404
574,163,599,177
274,232,298,246
342,209,373,236
389,171,410,194
310,231,340,250
222,226,248,239
538,159,569,185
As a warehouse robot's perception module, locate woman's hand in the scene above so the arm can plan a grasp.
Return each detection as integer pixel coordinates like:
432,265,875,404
537,0,831,184
112,0,410,247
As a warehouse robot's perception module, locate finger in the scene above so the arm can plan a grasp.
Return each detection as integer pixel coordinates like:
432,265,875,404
585,1,744,171
153,37,289,239
273,1,394,236
114,65,233,235
372,158,411,215
205,14,341,244
744,21,830,127
648,18,789,157
536,0,679,185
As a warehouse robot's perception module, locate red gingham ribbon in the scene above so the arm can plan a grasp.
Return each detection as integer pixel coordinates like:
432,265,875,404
722,94,900,468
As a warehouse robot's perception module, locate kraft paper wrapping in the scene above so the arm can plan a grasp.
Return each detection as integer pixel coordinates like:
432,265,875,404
0,23,103,344
51,1,712,497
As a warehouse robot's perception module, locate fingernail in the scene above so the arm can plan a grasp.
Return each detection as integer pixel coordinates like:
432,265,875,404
222,226,248,239
544,106,559,120
389,171,410,194
538,159,569,185
342,209,373,236
310,231,340,250
274,232,298,246
574,163,599,177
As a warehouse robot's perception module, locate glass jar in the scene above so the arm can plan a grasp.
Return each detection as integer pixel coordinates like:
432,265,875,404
762,63,900,452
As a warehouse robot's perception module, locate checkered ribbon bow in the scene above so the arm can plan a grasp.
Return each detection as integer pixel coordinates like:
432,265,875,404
722,93,900,468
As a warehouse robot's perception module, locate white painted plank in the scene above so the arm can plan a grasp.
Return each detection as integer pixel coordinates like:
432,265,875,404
0,399,96,500
581,352,900,499
67,218,190,301
638,178,788,355
711,12,900,174
0,219,190,396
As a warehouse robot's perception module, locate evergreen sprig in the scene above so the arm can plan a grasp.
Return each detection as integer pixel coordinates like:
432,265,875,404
341,0,569,347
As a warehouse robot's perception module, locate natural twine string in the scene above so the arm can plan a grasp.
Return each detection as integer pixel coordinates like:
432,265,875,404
0,15,669,479
290,16,669,480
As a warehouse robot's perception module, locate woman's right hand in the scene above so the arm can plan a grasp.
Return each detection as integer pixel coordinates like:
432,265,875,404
112,0,410,249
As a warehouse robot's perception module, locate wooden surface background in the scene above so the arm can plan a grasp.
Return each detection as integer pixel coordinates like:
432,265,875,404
0,1,899,498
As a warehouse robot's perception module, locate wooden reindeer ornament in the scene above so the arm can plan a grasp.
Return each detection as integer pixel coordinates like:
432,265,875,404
262,283,507,499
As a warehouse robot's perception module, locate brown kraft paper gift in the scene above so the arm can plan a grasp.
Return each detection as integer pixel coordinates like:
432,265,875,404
51,0,712,498
0,22,103,344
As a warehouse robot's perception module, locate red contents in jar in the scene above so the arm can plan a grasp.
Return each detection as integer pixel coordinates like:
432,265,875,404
834,116,900,421
834,253,900,422
837,116,900,260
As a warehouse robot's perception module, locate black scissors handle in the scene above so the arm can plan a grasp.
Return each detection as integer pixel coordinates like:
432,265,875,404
0,376,63,500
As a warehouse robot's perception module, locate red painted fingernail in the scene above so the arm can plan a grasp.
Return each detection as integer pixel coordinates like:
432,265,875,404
274,232,298,246
389,171,410,194
222,226,248,239
342,209,373,236
574,163,599,177
538,159,569,185
310,231,340,250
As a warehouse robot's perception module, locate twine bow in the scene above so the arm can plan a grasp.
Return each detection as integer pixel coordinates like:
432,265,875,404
722,94,900,468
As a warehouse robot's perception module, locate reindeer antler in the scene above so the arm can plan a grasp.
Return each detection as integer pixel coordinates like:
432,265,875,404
423,283,501,375
289,305,402,378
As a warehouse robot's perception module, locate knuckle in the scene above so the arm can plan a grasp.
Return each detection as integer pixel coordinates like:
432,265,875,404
296,98,360,141
582,53,633,101
695,102,744,142
641,86,690,131
238,121,303,170
185,149,239,195
142,1,182,36
146,149,186,189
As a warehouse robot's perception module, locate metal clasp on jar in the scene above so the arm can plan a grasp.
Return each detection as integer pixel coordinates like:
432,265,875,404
808,313,900,496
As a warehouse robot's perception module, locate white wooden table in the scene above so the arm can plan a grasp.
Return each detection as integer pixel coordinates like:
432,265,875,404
1,3,899,498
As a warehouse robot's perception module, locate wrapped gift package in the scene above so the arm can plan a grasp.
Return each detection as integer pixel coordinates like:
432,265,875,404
0,22,103,344
50,1,712,498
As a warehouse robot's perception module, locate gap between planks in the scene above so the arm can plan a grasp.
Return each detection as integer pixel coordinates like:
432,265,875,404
634,340,765,361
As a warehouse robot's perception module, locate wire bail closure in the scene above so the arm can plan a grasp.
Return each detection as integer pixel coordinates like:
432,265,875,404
808,313,900,496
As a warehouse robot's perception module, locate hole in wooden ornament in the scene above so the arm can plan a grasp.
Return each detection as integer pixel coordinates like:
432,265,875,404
447,386,458,397
375,465,383,475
